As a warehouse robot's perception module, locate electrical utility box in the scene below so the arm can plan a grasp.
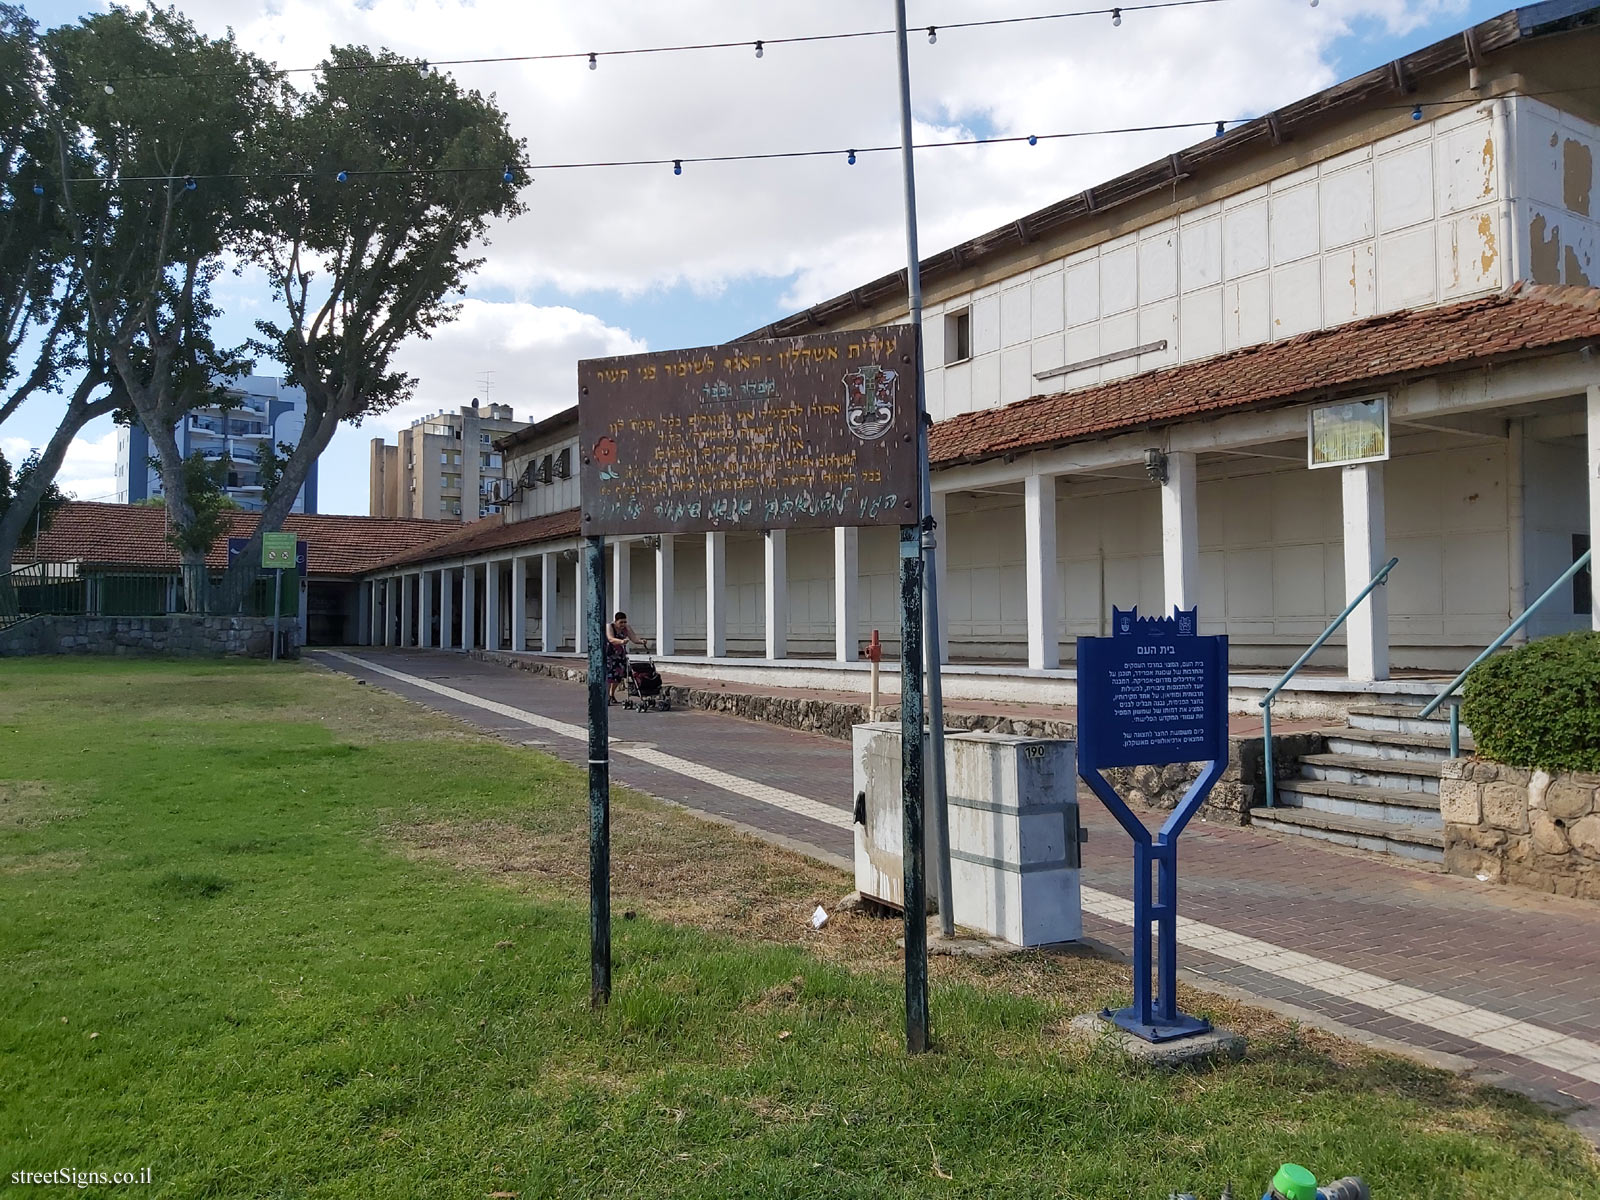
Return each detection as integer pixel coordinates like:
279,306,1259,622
852,723,1084,947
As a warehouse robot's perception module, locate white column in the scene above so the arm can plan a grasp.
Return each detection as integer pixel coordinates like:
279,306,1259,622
765,529,788,659
461,565,476,652
510,555,527,652
440,569,455,650
928,490,950,663
541,553,559,653
655,535,675,656
1588,385,1600,631
834,526,858,662
419,570,434,649
1161,450,1200,615
1342,462,1389,681
705,532,727,658
384,577,398,647
1024,474,1059,670
608,540,630,624
485,560,502,651
367,581,380,645
402,575,416,647
573,552,587,654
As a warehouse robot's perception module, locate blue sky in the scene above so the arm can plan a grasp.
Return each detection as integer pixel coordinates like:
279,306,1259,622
5,0,1512,513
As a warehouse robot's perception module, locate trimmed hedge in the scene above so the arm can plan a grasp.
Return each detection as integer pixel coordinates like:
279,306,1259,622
1460,631,1600,772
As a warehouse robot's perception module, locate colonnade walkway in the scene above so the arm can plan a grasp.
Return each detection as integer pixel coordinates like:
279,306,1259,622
313,646,1600,1131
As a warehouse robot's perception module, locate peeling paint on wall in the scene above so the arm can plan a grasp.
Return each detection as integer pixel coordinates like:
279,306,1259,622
1563,138,1594,217
1563,244,1592,286
1529,213,1561,283
1477,214,1498,276
1481,136,1496,199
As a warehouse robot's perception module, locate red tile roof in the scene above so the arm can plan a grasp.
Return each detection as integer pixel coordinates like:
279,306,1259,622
16,503,451,577
930,284,1600,468
373,508,582,571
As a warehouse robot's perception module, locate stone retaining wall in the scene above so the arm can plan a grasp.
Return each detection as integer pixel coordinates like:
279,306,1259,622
0,615,284,659
1103,731,1322,827
472,650,1072,740
1439,759,1600,900
472,650,1311,825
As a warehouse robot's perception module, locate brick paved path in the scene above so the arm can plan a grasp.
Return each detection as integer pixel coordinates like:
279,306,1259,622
313,648,1600,1117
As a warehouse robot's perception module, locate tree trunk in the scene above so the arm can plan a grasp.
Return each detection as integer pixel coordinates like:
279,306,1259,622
0,380,113,576
212,401,337,613
145,430,209,613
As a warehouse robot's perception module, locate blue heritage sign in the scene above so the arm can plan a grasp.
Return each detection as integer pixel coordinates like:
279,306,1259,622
1077,606,1227,771
1076,607,1231,1043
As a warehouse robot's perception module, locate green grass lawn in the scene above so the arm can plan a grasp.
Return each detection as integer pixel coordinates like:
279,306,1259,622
2,657,1596,1199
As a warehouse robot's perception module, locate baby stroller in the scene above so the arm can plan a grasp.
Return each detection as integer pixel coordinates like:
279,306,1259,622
622,654,669,712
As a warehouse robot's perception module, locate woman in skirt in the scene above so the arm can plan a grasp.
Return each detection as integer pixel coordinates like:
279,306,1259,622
605,611,647,704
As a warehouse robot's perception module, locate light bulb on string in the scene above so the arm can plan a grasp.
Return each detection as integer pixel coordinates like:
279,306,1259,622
184,175,197,191
336,170,348,183
1412,104,1423,120
1027,134,1038,146
1310,0,1319,6
103,83,114,95
847,149,856,165
927,26,937,44
32,182,44,196
502,165,514,183
672,159,682,176
754,40,763,59
1215,121,1225,137
1111,8,1122,26
588,52,597,70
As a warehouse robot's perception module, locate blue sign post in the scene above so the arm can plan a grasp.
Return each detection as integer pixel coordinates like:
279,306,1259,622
1077,606,1228,1042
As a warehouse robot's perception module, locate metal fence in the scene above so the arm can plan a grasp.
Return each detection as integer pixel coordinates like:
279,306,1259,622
0,561,295,628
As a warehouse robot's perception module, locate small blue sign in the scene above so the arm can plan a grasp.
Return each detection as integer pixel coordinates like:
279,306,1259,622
1077,606,1228,771
228,536,307,577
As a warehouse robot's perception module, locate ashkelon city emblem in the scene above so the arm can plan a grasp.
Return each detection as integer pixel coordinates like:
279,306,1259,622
842,363,898,441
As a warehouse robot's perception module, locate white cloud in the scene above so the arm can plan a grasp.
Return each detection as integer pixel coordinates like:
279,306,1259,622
373,299,647,431
4,430,118,502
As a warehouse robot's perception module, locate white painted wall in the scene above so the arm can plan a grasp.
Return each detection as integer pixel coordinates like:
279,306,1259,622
921,103,1508,422
930,443,1513,667
1521,431,1590,639
1511,96,1600,288
503,433,580,520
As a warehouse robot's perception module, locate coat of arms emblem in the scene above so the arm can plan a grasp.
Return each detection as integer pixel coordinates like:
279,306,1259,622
842,363,897,441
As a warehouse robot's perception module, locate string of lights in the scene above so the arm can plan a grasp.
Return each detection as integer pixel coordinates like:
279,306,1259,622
26,82,1599,196
91,0,1239,88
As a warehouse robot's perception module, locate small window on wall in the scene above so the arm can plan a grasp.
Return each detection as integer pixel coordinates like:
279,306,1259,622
1575,534,1592,616
944,308,971,365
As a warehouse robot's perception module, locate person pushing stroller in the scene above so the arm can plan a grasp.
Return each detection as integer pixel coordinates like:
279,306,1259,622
604,611,648,705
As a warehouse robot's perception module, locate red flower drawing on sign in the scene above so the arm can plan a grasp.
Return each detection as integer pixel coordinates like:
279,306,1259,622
593,436,618,465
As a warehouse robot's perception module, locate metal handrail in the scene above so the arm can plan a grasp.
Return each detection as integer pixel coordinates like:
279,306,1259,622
1260,556,1399,808
1419,548,1593,757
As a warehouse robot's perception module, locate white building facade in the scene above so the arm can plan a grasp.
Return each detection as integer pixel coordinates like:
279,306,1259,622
361,3,1600,709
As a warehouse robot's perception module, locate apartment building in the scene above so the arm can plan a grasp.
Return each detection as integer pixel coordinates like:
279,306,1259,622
115,376,317,513
369,401,528,523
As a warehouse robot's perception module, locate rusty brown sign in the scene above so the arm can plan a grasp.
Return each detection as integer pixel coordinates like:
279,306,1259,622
578,326,920,536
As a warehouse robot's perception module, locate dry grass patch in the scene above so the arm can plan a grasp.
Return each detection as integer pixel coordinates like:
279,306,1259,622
0,779,84,828
388,790,1377,1063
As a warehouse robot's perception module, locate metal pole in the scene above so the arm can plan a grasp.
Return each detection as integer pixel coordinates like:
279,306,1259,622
892,0,954,940
899,523,929,1053
585,535,612,1007
272,568,281,663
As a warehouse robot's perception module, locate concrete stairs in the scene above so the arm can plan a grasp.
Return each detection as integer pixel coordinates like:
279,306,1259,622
1249,704,1473,865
